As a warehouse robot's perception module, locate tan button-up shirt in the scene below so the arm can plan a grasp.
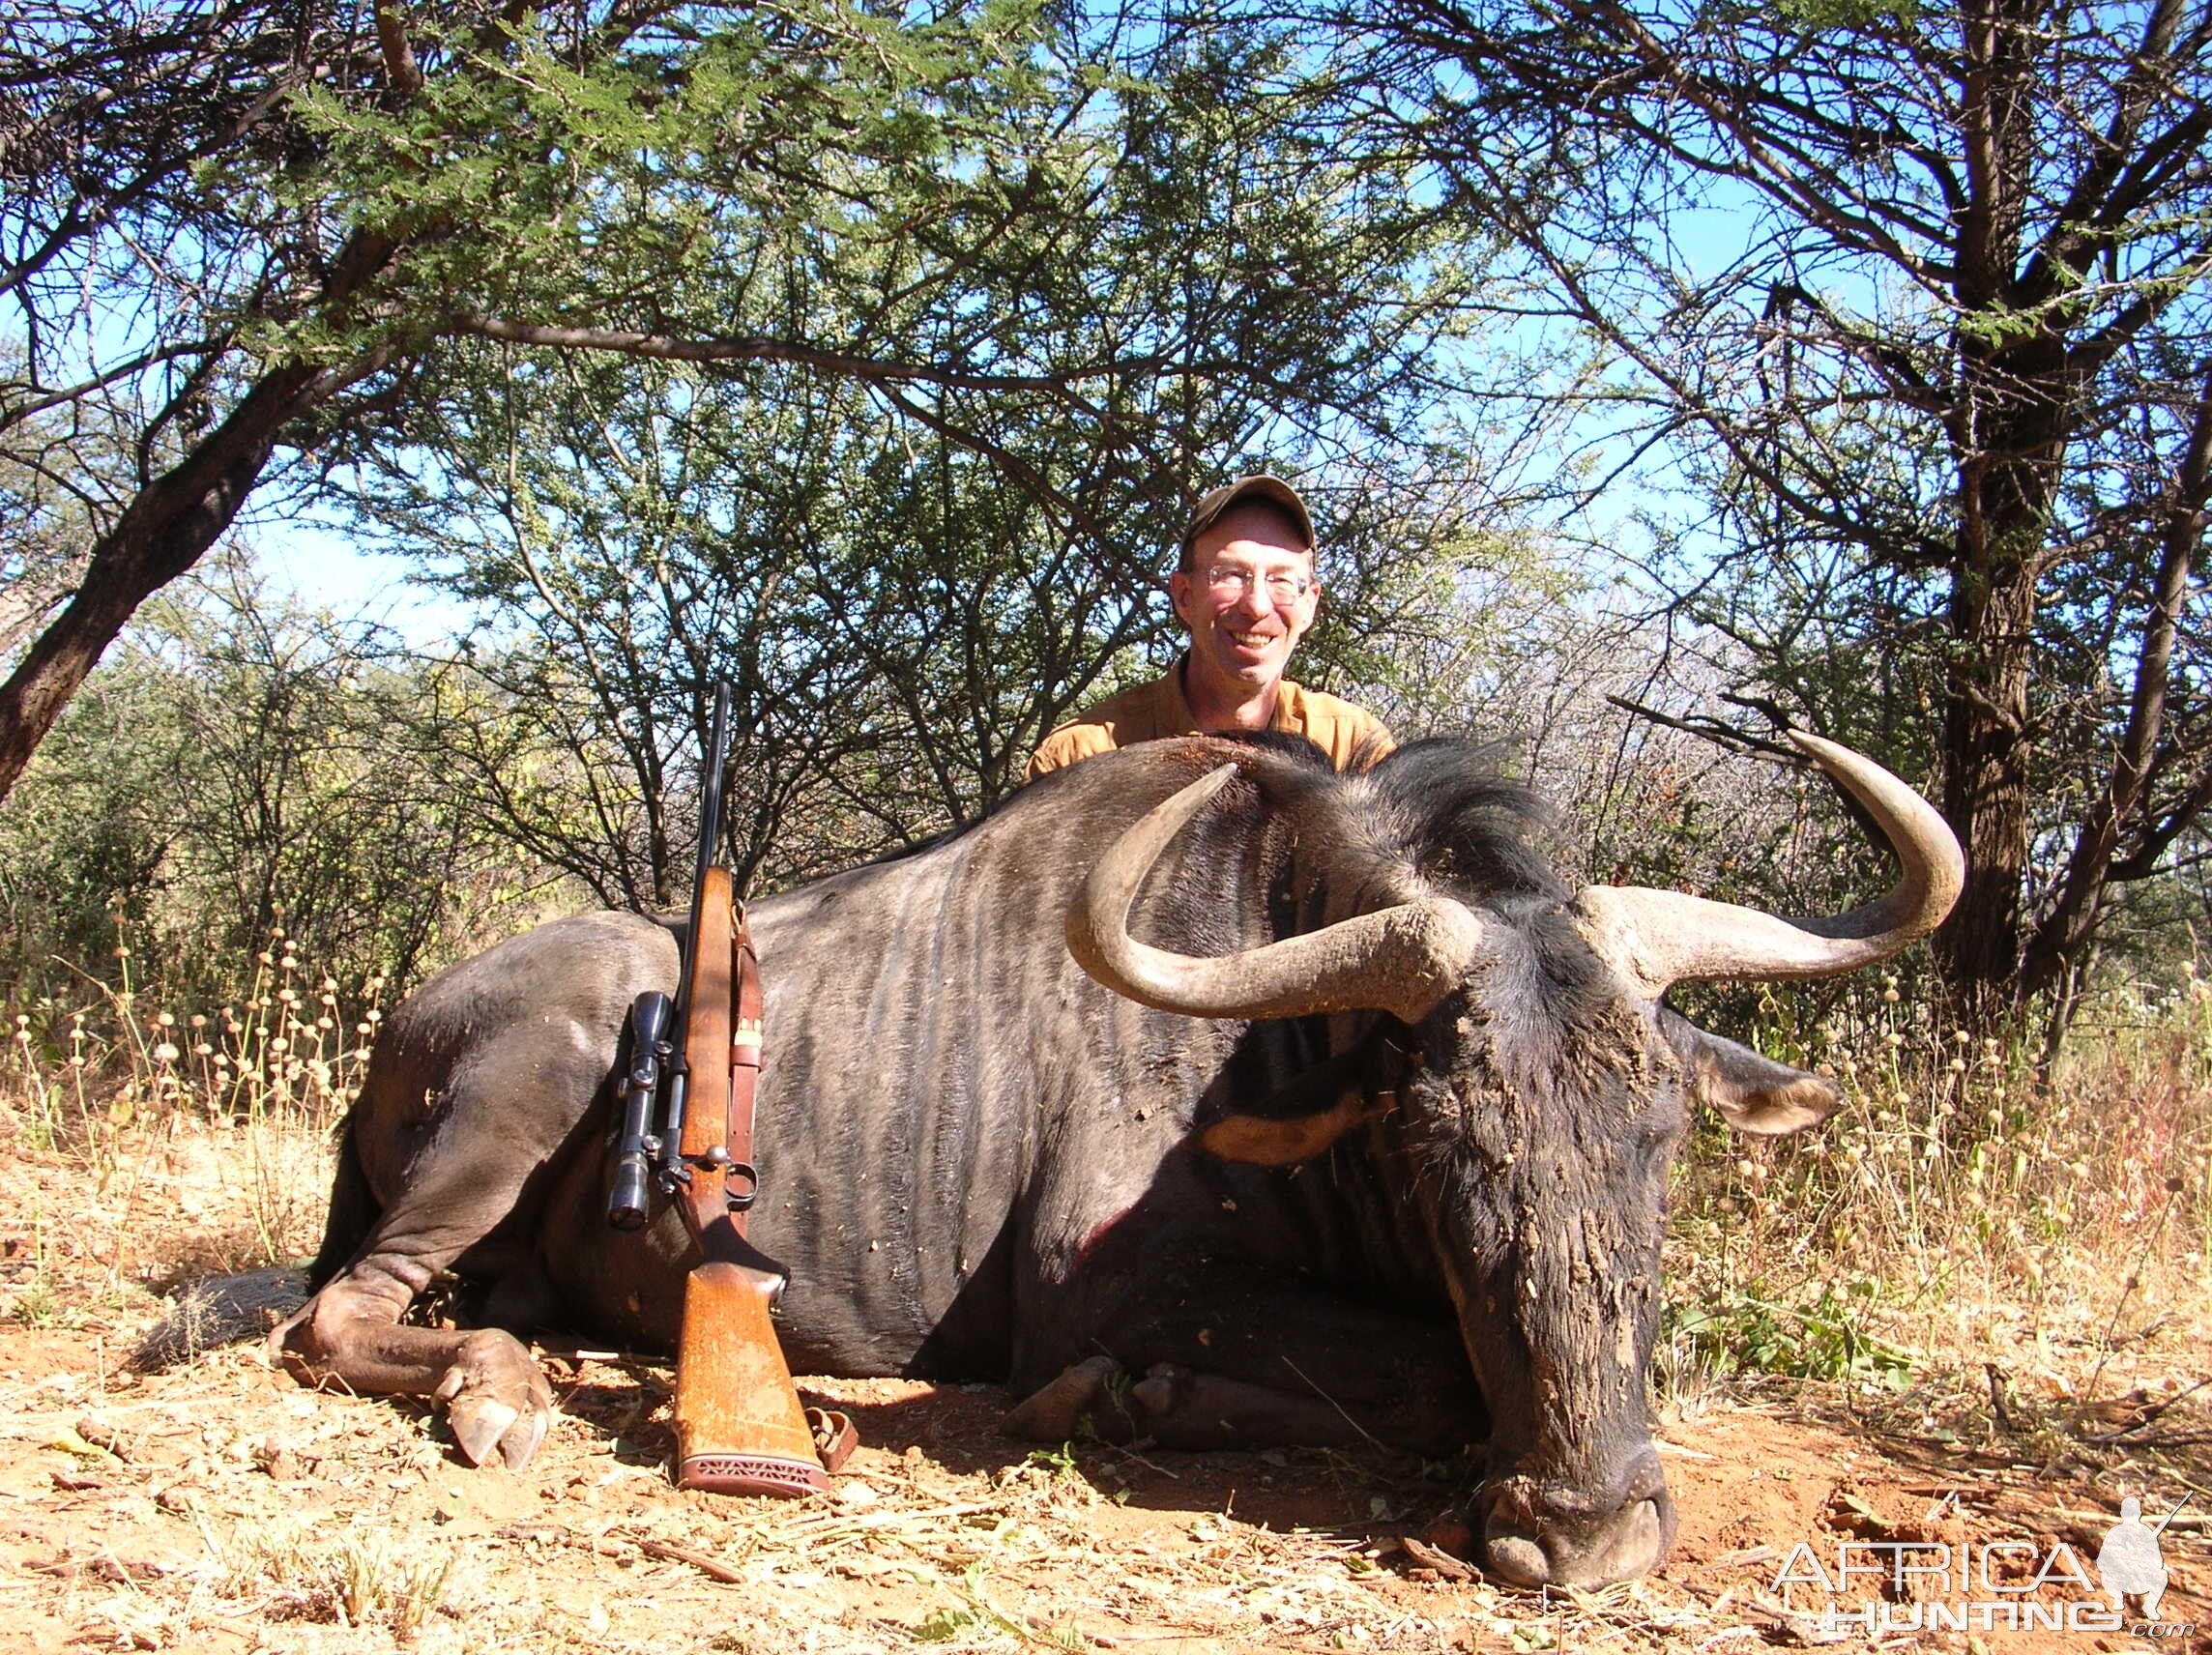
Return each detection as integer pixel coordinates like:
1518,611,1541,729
1027,660,1392,779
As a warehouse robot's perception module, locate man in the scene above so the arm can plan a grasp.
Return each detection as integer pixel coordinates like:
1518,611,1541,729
1027,476,1392,778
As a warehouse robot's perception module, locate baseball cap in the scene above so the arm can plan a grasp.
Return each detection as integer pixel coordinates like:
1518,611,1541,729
1181,475,1316,552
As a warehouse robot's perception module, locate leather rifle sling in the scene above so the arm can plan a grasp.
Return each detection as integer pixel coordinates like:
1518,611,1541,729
725,902,764,1228
729,901,859,1472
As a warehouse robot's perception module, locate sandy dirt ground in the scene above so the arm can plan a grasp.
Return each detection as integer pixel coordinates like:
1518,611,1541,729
1,1120,2205,1655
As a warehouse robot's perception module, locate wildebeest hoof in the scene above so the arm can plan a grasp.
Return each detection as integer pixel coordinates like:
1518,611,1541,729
1002,1354,1121,1439
443,1391,552,1469
433,1331,555,1469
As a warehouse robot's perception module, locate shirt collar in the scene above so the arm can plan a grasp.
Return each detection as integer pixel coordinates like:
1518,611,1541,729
1166,654,1300,735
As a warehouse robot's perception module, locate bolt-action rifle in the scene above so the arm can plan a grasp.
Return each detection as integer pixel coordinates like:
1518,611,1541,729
607,682,853,1495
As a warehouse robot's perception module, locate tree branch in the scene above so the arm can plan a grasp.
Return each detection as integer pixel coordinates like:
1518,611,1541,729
444,313,1113,413
2024,367,2212,986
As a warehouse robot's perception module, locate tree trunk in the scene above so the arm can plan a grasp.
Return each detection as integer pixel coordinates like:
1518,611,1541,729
0,363,325,804
1936,309,2075,1028
0,231,400,806
2018,374,2212,996
1933,529,2042,1023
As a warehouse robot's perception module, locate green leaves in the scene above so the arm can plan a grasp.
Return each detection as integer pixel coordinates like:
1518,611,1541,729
255,0,1066,363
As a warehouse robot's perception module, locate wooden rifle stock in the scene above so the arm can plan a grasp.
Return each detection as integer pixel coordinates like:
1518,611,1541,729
674,1261,826,1495
669,865,829,1496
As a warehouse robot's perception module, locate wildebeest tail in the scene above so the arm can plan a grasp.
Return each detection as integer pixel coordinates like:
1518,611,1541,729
308,1105,381,1290
131,1264,310,1371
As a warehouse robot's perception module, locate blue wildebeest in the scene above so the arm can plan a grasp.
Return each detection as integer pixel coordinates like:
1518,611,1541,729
278,731,1959,1587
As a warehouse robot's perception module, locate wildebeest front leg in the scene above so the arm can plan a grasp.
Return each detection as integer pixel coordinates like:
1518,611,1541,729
274,1110,568,1469
1006,1274,1484,1456
276,1257,554,1468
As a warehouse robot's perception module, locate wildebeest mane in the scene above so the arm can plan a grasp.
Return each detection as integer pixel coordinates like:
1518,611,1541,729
850,732,1336,876
866,732,1553,905
1361,736,1565,903
1202,728,1339,769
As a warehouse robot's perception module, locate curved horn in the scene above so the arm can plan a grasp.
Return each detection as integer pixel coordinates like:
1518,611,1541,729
1572,732,1965,996
1067,764,1491,1025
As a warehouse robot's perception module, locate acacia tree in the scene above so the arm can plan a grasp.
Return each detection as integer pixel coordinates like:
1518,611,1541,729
351,156,1512,900
1,0,1482,806
360,352,899,905
322,21,1509,904
1328,0,2212,1021
364,379,1518,906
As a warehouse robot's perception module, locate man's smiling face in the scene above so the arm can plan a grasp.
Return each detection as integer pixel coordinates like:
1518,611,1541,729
1170,502,1321,704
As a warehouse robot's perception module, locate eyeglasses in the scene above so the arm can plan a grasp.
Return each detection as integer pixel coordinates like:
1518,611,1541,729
1201,565,1313,603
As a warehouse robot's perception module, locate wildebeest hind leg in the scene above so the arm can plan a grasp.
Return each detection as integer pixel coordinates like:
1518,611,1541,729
1007,1279,1484,1455
1004,1355,1388,1450
1123,1362,1412,1451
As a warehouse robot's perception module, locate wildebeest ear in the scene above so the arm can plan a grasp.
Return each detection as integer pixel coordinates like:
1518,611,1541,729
1198,1093,1391,1166
1679,1026,1840,1136
1190,1037,1396,1166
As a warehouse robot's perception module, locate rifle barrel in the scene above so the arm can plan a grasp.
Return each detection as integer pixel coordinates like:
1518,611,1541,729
668,682,735,1046
655,680,736,1185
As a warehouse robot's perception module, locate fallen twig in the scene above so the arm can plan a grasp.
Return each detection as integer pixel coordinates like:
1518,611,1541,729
634,1535,749,1583
1398,1534,1478,1582
1984,1361,2016,1434
2085,1376,2212,1443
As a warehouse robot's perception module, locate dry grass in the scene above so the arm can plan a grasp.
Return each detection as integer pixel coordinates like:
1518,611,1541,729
7,916,375,1145
3,918,365,1297
1660,973,2212,1473
2,943,2208,1653
207,1519,463,1637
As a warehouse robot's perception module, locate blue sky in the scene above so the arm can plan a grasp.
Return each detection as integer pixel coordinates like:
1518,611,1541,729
247,518,477,644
